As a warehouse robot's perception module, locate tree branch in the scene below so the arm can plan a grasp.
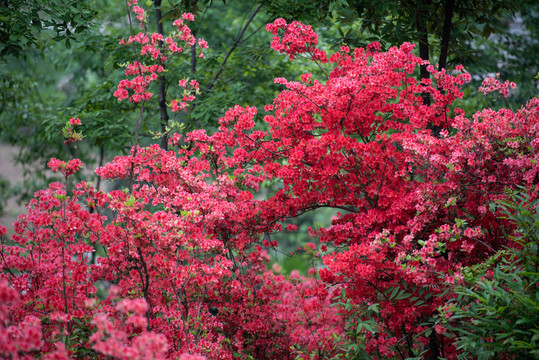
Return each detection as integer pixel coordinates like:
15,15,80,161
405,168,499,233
154,0,170,149
206,3,264,91
439,0,455,70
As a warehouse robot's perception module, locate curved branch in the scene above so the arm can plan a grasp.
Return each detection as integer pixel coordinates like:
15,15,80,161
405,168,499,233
206,3,264,91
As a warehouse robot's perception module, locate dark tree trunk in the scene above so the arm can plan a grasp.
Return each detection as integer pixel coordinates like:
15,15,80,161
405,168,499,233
191,29,197,74
439,0,455,70
416,0,431,106
154,0,169,150
428,332,441,360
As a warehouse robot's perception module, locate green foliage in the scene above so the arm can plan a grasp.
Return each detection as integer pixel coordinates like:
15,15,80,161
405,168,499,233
443,190,539,359
464,4,539,107
0,175,9,213
0,1,298,198
265,0,539,115
0,0,148,201
177,1,297,130
269,207,337,275
329,291,379,360
264,0,531,56
0,0,98,57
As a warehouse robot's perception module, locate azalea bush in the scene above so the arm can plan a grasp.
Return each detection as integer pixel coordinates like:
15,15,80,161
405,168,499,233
441,191,539,360
1,2,538,359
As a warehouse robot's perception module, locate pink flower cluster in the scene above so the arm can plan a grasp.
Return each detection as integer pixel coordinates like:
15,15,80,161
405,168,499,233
478,73,517,97
266,18,319,60
47,158,83,177
114,6,206,104
90,299,168,360
61,117,83,144
171,79,200,112
0,280,43,358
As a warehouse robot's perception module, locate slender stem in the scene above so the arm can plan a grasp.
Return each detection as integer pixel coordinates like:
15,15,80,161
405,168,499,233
170,278,191,350
0,235,17,278
136,246,152,329
62,245,68,315
191,28,197,75
128,101,145,193
96,144,104,191
61,138,73,347
206,4,263,91
194,285,209,343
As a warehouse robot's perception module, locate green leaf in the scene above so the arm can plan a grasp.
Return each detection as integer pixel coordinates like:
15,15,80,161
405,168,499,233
395,291,411,300
389,286,400,300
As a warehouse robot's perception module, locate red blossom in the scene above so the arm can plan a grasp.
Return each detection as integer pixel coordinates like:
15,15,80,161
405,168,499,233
479,73,517,97
2,15,538,360
182,13,195,21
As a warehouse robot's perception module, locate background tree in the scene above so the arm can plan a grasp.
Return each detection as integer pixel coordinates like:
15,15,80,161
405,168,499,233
0,0,284,203
2,0,536,203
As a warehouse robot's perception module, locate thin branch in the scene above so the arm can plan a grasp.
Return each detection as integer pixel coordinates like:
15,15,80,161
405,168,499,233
206,4,264,91
128,101,145,193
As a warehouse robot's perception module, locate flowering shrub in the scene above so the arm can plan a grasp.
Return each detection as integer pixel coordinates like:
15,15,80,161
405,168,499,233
1,9,538,360
113,2,203,107
441,192,539,359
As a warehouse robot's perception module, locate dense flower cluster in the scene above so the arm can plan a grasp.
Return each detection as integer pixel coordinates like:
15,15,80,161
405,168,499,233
47,158,83,177
0,279,43,358
478,72,517,97
266,18,320,60
113,3,205,107
61,117,83,145
1,15,537,360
